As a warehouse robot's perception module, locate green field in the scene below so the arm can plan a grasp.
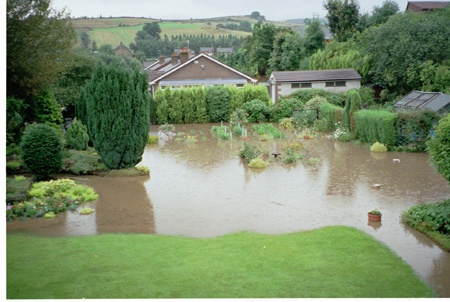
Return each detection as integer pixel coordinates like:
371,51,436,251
72,17,287,48
74,18,254,48
7,226,435,298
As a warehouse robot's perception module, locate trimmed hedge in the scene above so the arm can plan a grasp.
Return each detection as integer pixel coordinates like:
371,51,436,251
354,110,397,146
319,103,343,131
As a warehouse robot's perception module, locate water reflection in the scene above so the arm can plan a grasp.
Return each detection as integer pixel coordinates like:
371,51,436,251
6,123,450,296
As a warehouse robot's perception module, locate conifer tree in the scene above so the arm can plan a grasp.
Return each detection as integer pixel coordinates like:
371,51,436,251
79,63,150,169
193,87,209,123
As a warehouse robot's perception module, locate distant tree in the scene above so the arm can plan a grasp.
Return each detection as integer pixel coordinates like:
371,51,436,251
142,22,162,39
52,52,96,118
80,31,91,50
269,30,304,71
304,16,326,56
79,63,150,169
323,0,360,42
250,11,261,19
362,6,450,96
245,23,281,77
368,0,399,27
7,0,77,113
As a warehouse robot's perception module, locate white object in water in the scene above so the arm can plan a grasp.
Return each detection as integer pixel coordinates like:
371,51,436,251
393,158,400,163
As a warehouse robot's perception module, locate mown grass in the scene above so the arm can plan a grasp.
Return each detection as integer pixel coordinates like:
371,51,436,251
7,226,435,299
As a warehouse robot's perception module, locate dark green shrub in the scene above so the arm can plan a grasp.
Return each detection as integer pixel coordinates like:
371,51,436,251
343,90,361,131
20,123,62,180
402,199,450,250
319,103,343,131
238,141,260,163
243,99,270,123
181,89,196,124
427,114,450,182
206,86,231,122
354,110,396,146
7,97,27,145
271,98,304,122
149,94,158,125
155,89,169,125
79,63,150,169
193,86,209,123
304,96,328,110
290,89,345,106
395,110,441,152
33,90,63,128
65,118,89,150
242,85,271,106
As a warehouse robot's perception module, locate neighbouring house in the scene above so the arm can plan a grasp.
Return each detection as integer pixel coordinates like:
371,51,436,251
405,1,450,12
147,49,257,97
114,42,133,57
394,90,450,114
268,69,362,103
216,47,234,57
199,47,215,56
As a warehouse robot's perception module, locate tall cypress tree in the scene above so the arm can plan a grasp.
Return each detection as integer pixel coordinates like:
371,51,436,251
79,63,150,169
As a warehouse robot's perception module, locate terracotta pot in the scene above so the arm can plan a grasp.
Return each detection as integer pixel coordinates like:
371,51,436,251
368,213,382,222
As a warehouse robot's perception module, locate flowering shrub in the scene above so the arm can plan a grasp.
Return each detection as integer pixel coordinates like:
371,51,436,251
6,178,98,221
333,122,353,142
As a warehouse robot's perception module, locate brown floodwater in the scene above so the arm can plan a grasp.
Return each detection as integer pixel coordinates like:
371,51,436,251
7,123,450,297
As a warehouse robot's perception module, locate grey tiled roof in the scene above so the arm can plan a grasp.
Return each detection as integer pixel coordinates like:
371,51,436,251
271,69,362,82
394,90,450,113
160,78,248,86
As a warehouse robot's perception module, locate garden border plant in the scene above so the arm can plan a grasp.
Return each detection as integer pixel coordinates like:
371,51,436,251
6,178,99,221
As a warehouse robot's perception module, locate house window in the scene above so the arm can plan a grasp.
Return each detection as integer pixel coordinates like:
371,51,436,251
326,81,347,87
292,82,312,89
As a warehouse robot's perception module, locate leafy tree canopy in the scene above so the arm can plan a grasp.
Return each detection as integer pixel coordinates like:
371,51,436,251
7,0,77,101
323,0,360,42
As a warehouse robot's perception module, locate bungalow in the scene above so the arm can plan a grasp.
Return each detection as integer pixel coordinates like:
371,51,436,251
147,49,257,97
268,68,362,103
394,90,450,114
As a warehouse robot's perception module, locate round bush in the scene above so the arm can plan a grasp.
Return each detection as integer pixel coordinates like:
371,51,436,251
20,123,62,180
65,118,89,150
427,114,450,183
370,141,388,153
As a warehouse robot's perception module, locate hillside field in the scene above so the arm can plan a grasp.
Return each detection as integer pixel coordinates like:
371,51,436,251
71,17,300,48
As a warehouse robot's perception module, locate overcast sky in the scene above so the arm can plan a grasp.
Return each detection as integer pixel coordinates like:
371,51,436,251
52,0,412,21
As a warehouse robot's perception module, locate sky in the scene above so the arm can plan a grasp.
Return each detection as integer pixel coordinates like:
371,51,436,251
51,0,412,21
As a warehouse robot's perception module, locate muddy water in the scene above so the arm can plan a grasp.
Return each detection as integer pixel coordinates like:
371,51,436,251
7,123,450,297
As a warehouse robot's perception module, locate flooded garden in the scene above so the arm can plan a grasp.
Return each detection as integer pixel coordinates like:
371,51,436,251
7,123,450,297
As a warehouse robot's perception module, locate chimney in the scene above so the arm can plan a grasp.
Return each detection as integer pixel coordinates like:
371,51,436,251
159,55,166,65
171,53,179,65
180,47,189,64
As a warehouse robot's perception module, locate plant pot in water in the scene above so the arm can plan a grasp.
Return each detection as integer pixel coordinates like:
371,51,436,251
368,213,382,222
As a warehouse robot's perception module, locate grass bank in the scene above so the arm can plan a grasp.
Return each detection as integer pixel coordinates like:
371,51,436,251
7,226,435,298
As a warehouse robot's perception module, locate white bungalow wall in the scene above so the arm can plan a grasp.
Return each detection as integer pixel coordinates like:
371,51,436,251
272,80,361,103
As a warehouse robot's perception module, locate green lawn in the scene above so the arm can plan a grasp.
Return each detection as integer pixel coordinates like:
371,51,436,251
7,226,435,299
